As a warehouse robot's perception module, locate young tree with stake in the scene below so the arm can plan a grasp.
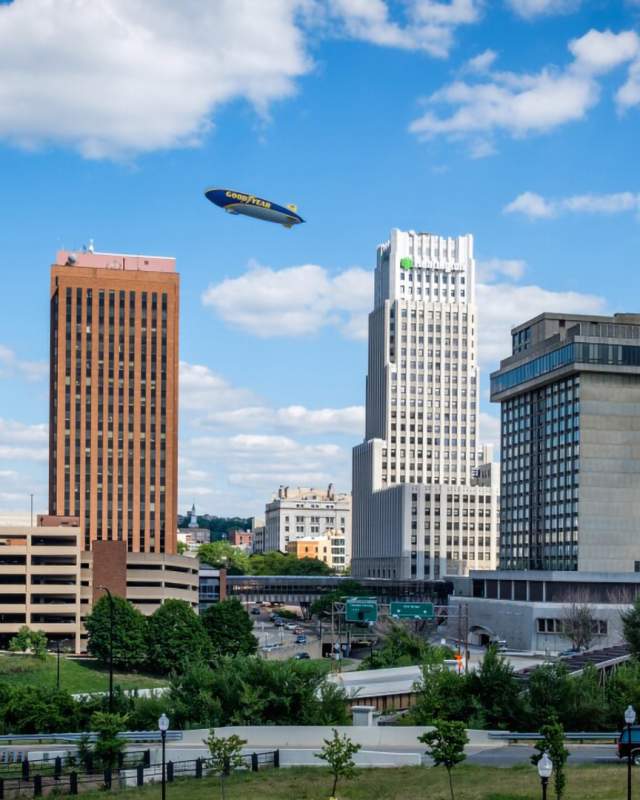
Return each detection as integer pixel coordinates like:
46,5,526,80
315,728,361,798
419,719,468,800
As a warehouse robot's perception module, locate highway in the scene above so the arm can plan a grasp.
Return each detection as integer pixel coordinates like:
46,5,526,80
465,744,621,767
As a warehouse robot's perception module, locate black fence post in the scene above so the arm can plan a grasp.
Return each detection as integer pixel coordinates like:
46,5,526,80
136,764,144,787
195,758,203,779
21,758,29,781
274,749,280,769
117,752,124,770
54,756,62,779
0,776,4,800
69,772,78,795
167,761,174,783
86,753,93,774
143,749,151,768
104,767,112,790
33,774,42,797
251,753,258,772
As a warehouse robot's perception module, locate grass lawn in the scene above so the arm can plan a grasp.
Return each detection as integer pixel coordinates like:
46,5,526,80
74,764,630,800
0,653,167,693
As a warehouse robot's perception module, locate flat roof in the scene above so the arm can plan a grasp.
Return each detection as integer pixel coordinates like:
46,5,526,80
55,250,175,273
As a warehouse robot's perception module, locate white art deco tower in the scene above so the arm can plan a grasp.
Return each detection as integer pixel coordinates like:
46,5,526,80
352,229,499,580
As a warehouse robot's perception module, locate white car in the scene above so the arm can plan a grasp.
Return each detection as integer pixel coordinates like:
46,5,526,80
285,623,297,631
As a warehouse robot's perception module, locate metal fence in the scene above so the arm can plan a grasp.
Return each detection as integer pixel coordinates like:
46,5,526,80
0,750,280,799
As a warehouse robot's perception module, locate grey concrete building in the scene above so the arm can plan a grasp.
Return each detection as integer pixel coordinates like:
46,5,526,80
491,312,640,573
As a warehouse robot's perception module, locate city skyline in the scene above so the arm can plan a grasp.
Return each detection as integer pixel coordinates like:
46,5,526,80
1,1,639,519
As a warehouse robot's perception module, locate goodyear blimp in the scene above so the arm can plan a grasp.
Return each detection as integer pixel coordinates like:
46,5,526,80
204,187,305,229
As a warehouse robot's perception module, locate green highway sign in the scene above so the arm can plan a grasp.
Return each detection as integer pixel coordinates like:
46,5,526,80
345,597,378,623
389,601,434,620
400,257,414,270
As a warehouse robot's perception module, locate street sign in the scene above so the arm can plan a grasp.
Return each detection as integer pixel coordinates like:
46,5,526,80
345,597,378,623
389,601,434,620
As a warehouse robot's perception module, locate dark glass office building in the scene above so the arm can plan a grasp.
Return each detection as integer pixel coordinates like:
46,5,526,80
491,313,640,572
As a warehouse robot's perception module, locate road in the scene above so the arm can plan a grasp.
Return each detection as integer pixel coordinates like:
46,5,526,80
466,744,620,766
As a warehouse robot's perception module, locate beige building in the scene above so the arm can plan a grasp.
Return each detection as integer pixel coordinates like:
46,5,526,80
264,485,351,563
0,522,83,653
285,529,350,571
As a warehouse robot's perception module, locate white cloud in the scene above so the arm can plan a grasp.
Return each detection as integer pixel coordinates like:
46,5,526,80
202,404,364,436
179,361,257,411
476,258,526,281
465,49,498,73
505,190,640,219
409,28,638,154
0,0,312,159
569,29,640,74
506,0,581,18
328,0,482,58
617,57,640,110
202,261,372,340
0,345,47,382
504,192,556,218
476,282,606,365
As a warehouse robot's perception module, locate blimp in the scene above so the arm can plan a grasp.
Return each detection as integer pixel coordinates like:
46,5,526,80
204,187,305,229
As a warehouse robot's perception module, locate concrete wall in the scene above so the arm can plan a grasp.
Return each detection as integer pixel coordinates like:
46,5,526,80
580,372,640,572
450,595,627,653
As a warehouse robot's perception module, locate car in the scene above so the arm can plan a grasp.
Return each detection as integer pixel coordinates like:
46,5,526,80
294,652,311,660
293,626,305,635
250,607,261,616
618,726,640,764
295,635,307,645
274,619,285,627
285,623,297,631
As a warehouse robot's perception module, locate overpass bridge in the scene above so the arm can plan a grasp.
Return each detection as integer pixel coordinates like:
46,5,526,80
226,575,452,607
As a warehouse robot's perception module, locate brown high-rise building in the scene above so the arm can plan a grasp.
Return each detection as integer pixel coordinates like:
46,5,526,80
49,249,179,555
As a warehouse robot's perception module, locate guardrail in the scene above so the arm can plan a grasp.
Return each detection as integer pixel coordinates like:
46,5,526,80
489,731,620,744
0,731,183,745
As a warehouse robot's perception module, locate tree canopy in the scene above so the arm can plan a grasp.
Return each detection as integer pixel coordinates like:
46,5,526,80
85,595,148,671
146,599,212,675
198,542,250,574
201,598,258,659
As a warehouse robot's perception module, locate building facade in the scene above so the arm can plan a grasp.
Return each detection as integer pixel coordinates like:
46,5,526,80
264,485,351,561
491,312,640,572
0,523,83,653
285,529,350,571
49,250,179,555
352,229,499,580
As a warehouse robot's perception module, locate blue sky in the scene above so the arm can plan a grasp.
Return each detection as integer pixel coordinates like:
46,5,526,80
0,0,639,520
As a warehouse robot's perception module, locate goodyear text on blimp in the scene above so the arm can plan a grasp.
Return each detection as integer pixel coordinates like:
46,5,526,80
225,191,272,209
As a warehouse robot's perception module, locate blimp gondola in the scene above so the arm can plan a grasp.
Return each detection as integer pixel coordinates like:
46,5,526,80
204,187,305,229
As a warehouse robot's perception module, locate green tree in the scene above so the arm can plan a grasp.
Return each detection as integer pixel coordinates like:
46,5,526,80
605,661,640,727
8,626,48,659
201,598,258,659
359,624,452,670
176,540,187,555
622,597,640,658
525,663,573,730
419,720,468,800
90,711,128,769
198,541,250,574
85,595,147,671
147,599,212,675
532,718,569,800
168,662,223,729
315,728,361,798
204,730,247,800
412,665,472,724
0,685,79,733
248,551,332,576
467,645,523,730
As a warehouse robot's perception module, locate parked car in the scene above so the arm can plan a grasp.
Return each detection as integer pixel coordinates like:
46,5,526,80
285,623,297,631
294,652,311,660
274,619,285,627
295,634,307,645
293,626,305,635
618,727,640,764
250,607,261,615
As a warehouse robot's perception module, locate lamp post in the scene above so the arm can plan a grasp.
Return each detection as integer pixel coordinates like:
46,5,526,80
626,704,636,800
537,751,553,800
98,585,115,712
158,713,169,800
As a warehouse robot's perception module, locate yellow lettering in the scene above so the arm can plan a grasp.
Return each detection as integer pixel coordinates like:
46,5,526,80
225,191,233,198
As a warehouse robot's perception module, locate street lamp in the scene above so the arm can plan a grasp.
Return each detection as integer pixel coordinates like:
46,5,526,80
97,585,115,712
158,713,169,800
625,704,637,800
537,752,553,800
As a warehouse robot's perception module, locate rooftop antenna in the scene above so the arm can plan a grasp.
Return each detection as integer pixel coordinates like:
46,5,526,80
88,238,95,254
